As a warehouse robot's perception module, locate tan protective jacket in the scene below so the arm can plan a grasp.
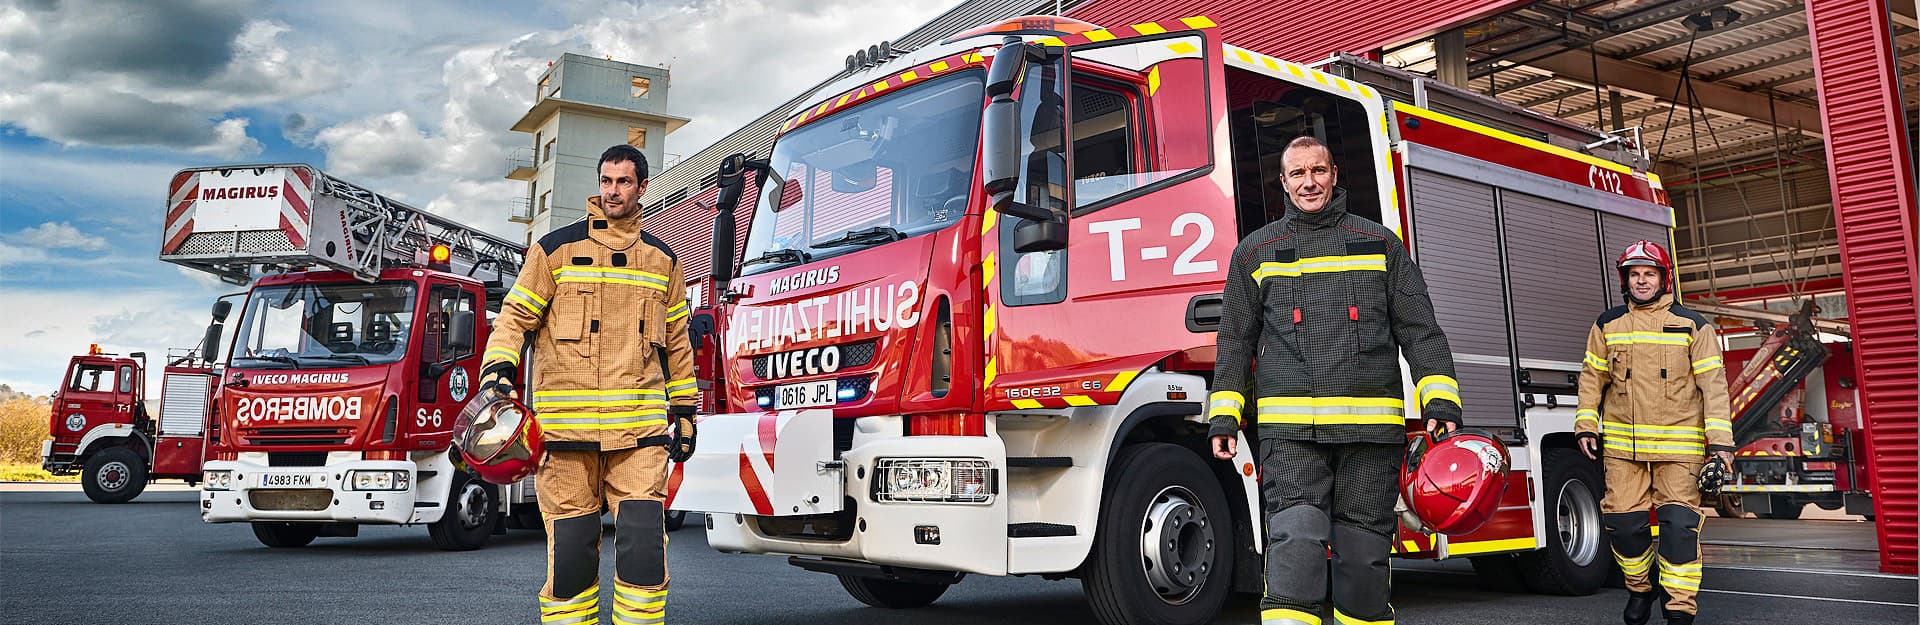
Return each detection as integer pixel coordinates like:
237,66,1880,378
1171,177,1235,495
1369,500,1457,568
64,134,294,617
1575,294,1734,462
483,196,696,450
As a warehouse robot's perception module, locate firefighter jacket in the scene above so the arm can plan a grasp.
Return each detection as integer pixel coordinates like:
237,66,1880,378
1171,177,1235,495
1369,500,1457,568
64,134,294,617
1575,294,1734,462
482,196,697,451
1208,188,1462,445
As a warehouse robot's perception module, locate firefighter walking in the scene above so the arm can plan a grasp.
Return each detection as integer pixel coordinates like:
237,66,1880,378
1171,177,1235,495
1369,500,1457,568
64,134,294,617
1576,240,1734,625
1208,137,1463,625
479,145,700,625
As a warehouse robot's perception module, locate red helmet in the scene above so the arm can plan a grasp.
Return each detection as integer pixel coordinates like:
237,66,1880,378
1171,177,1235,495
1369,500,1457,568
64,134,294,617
451,391,543,485
1616,240,1674,297
1402,429,1511,536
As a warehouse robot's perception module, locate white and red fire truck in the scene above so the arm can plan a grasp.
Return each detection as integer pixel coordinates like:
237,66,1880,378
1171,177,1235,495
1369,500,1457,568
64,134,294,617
667,16,1677,625
40,337,223,503
160,164,539,549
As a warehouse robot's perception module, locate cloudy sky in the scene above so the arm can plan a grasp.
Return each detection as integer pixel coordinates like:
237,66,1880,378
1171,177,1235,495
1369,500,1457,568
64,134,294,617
0,0,959,395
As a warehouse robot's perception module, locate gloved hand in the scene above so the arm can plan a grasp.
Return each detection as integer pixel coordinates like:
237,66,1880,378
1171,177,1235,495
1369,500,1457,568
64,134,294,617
667,408,697,463
1698,454,1729,495
479,361,518,398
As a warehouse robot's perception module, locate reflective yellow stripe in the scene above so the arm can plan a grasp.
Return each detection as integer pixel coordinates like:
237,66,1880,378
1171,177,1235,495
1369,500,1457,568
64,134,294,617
1706,418,1732,433
1261,608,1323,625
1604,332,1692,346
534,389,665,396
1256,396,1405,426
1207,391,1246,426
485,346,521,367
665,378,698,398
1691,356,1723,374
1445,536,1535,555
1575,409,1600,425
1011,399,1044,409
541,585,599,611
665,301,689,323
1415,375,1460,407
1605,440,1706,454
1584,351,1609,371
538,410,669,430
1252,254,1387,283
1614,548,1655,575
506,284,549,315
1333,608,1394,625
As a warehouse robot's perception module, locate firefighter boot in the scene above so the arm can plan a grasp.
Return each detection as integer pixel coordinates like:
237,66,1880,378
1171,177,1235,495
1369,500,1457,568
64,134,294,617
1622,590,1660,625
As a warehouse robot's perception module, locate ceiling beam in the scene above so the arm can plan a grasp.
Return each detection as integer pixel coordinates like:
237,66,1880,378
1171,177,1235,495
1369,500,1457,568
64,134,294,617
1655,26,1811,72
1520,49,1825,138
1618,3,1808,61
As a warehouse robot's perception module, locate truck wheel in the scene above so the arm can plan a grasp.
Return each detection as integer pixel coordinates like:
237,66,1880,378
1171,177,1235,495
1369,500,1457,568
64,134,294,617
252,522,320,548
81,447,148,504
837,575,950,608
1514,448,1607,595
665,509,687,532
1712,494,1745,519
429,475,498,550
1760,497,1803,520
1083,443,1234,625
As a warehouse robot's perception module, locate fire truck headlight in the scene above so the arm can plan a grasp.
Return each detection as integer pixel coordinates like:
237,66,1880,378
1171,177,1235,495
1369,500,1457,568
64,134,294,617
348,470,411,491
65,414,85,432
203,470,232,491
872,458,995,504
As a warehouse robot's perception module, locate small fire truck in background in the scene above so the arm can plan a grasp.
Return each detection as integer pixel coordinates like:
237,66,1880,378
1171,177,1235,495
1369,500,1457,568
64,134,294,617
669,15,1677,625
40,336,224,504
160,163,537,550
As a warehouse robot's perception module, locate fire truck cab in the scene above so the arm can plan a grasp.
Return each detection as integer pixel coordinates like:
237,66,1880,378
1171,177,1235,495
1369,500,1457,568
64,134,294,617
672,16,1672,625
41,342,220,504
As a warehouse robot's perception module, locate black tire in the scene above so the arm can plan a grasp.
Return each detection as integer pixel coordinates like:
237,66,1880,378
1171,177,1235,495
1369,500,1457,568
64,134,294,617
251,522,320,548
1515,448,1608,596
81,446,148,504
665,509,687,532
429,475,497,550
1760,497,1803,520
1712,494,1746,519
837,575,950,608
1082,443,1235,625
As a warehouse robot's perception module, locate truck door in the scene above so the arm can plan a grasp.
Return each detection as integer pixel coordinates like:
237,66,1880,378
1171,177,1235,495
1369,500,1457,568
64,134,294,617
416,282,480,438
59,359,121,431
984,20,1234,410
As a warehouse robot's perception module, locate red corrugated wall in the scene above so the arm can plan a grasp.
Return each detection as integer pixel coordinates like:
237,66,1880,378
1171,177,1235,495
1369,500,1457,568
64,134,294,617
645,180,757,294
1068,0,1528,61
1806,0,1919,575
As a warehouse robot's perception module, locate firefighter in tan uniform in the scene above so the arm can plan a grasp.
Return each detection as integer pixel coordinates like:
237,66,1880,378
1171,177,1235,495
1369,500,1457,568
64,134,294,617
481,145,699,625
1575,241,1733,625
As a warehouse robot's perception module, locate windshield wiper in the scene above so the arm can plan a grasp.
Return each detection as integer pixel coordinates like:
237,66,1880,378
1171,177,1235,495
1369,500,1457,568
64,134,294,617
306,354,372,366
741,248,811,269
812,226,905,249
234,354,300,369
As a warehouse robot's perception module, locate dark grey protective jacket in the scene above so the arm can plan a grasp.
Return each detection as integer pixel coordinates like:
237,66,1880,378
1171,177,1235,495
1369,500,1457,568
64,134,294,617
1208,188,1462,444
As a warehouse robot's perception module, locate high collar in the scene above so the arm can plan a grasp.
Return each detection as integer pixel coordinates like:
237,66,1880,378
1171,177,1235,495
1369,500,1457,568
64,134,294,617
1282,187,1349,230
585,195,644,249
1629,292,1673,311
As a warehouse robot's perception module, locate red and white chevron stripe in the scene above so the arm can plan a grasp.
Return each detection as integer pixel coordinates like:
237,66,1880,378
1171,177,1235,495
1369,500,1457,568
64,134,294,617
280,166,314,248
162,170,199,254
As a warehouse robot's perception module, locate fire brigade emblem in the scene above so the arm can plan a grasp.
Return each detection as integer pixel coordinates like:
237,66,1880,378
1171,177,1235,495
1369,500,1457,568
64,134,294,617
449,367,470,402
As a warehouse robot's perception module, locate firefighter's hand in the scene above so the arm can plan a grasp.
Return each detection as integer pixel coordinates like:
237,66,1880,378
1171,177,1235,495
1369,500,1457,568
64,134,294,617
1211,435,1237,460
667,410,697,463
1714,449,1734,466
1577,433,1600,460
479,361,518,399
1424,418,1458,436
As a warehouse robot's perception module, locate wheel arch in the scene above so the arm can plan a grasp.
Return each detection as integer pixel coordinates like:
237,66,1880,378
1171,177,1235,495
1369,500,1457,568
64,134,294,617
1105,403,1263,593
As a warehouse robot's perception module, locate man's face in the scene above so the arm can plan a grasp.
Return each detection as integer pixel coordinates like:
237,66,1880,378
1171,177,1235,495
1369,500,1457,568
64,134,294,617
1627,265,1663,300
1281,145,1338,214
598,159,646,220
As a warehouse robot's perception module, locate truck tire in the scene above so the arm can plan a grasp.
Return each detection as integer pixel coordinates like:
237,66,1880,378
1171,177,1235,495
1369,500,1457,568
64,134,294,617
1082,443,1234,625
1514,448,1607,596
837,575,949,608
1760,497,1802,520
81,446,148,504
429,475,497,550
1712,494,1745,519
665,509,687,532
252,522,320,548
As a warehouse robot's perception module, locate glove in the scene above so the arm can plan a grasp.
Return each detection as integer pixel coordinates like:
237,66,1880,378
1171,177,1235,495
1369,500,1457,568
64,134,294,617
667,408,697,463
1698,455,1729,495
479,361,518,397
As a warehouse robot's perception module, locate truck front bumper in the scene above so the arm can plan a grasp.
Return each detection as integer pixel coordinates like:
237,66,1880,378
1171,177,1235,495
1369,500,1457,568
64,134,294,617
199,458,420,525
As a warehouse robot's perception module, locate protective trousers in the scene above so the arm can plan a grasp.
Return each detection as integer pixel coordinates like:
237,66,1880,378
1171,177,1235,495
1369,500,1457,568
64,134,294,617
1601,457,1705,615
537,446,671,625
1258,438,1402,625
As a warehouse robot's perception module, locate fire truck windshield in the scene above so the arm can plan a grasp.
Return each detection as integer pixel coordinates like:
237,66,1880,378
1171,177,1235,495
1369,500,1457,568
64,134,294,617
740,70,984,275
229,281,417,369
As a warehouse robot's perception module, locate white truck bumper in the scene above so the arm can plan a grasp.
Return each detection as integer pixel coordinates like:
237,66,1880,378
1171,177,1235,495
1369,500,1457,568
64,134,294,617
199,455,425,525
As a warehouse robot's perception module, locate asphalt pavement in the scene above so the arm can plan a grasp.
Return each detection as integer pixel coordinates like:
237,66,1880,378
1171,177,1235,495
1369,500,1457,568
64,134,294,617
1,487,1912,625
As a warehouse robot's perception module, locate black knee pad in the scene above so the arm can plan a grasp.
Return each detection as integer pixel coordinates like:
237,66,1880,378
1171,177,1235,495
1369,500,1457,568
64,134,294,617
616,499,667,586
551,513,602,598
1268,503,1331,546
1655,505,1702,565
1602,511,1653,555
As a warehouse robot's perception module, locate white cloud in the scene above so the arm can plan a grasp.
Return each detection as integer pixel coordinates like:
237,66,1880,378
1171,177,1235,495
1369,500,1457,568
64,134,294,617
5,221,110,251
314,111,437,178
0,287,214,399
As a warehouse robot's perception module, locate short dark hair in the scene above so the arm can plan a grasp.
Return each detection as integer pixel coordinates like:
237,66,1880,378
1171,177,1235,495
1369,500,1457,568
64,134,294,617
1284,135,1331,158
598,145,649,183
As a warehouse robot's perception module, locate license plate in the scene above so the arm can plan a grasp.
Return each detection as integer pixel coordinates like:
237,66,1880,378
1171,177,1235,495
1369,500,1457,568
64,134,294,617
261,473,315,487
774,380,836,409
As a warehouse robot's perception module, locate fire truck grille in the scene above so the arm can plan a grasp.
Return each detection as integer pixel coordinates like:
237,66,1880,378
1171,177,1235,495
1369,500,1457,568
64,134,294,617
752,340,877,378
269,452,328,467
249,489,331,511
246,427,351,447
176,230,299,255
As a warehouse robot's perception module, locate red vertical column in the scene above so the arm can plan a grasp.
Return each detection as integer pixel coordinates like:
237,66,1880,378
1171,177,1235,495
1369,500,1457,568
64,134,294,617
1806,0,1919,575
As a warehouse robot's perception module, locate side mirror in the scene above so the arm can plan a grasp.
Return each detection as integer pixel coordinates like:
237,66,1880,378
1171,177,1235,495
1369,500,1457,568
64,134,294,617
1012,219,1067,253
981,38,1031,198
201,322,225,364
447,310,475,354
211,300,233,323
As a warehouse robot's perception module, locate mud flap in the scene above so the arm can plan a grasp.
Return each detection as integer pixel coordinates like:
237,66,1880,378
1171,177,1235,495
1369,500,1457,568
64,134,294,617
667,409,841,517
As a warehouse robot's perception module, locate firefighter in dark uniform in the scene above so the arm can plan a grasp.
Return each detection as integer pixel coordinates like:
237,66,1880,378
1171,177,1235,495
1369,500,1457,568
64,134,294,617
1208,136,1462,625
481,145,699,625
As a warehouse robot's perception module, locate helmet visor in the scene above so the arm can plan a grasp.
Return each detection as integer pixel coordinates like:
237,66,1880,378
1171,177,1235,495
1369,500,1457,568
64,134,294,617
453,393,531,464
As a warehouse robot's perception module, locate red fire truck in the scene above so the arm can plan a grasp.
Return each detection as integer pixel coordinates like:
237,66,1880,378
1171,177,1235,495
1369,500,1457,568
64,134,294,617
40,338,223,503
668,16,1675,625
160,164,538,550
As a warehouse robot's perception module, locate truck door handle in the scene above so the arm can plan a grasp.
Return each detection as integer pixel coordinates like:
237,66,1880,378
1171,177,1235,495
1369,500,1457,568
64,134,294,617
1185,294,1223,332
